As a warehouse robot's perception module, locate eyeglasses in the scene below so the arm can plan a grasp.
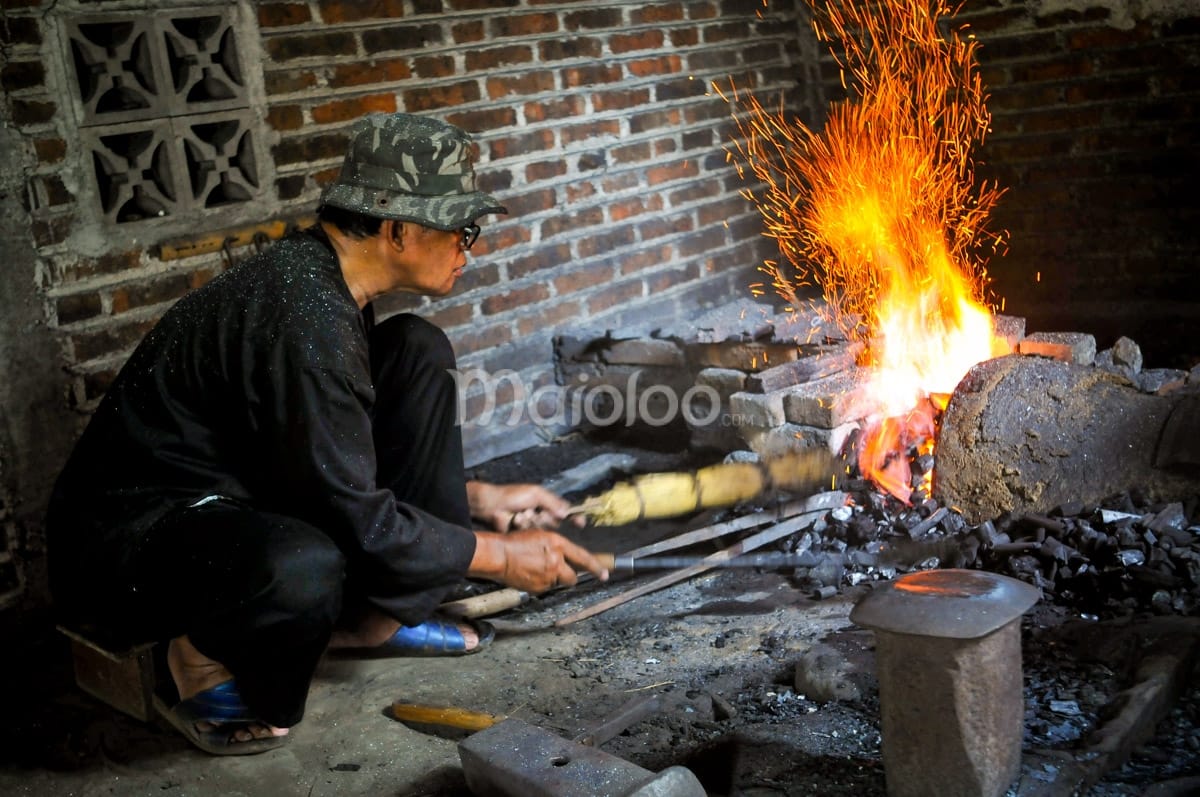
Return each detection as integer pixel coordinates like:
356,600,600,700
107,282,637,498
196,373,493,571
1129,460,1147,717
460,224,480,251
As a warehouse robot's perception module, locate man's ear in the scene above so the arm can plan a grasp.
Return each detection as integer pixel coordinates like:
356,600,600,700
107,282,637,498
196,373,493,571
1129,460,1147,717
383,219,405,251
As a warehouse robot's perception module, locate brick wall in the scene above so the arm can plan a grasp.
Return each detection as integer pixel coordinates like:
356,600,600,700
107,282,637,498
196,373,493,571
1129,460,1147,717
961,1,1200,368
6,0,809,472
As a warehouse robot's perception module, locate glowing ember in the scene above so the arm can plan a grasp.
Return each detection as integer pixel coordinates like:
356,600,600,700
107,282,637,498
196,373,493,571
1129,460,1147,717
721,0,1008,502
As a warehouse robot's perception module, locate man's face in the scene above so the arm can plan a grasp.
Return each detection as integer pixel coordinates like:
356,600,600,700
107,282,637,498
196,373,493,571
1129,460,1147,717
399,223,469,296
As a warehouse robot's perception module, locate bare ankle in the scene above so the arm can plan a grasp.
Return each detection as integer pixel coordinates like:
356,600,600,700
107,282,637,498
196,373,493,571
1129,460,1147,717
167,635,233,701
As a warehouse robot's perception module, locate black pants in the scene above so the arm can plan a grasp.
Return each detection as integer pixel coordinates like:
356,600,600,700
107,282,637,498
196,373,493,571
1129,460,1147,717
125,314,468,728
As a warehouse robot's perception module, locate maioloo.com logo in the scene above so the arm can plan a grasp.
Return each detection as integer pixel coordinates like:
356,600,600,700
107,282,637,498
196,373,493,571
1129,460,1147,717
449,368,726,428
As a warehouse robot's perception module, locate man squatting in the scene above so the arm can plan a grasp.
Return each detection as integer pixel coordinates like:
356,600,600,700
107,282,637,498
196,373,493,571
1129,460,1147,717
46,112,610,755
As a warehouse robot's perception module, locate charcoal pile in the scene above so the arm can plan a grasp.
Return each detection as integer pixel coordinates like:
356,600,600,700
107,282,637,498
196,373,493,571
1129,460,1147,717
770,465,1200,619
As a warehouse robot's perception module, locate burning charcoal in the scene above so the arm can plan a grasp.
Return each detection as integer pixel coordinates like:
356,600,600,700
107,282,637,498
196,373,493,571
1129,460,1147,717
912,453,935,477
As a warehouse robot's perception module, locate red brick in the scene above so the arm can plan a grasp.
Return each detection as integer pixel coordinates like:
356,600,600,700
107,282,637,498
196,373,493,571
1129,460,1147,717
1035,7,1111,27
0,15,40,46
447,107,518,131
563,9,621,31
539,37,603,61
627,55,681,78
670,28,699,47
676,226,726,257
611,30,665,54
32,215,71,248
525,160,567,182
524,96,584,123
516,299,580,335
561,119,620,145
34,137,66,165
265,70,319,94
492,12,559,37
646,263,700,294
629,108,682,135
272,132,348,166
425,302,475,329
586,280,644,315
266,32,357,61
632,3,685,24
11,99,55,126
508,243,571,278
655,76,707,102
956,7,1027,34
258,2,312,27
489,129,555,159
454,262,500,293
319,0,406,23
562,64,622,88
553,262,614,294
487,71,555,99
639,212,693,241
540,207,604,240
676,177,720,206
593,88,651,112
566,181,596,203
611,141,651,164
55,292,103,326
695,195,746,226
467,45,533,71
453,20,486,43
404,81,481,112
451,323,513,357
483,225,531,252
987,84,1061,112
110,274,193,315
609,195,664,222
1065,76,1149,105
411,54,453,78
702,21,752,44
575,226,636,259
1012,57,1094,83
1,60,44,92
619,245,673,275
267,104,304,131
362,24,444,54
311,94,397,124
688,1,718,20
70,317,159,363
647,160,698,185
330,58,413,88
495,187,555,218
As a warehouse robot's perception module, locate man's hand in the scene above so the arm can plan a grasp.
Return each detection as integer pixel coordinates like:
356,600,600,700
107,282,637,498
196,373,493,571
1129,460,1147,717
466,481,583,532
469,530,609,594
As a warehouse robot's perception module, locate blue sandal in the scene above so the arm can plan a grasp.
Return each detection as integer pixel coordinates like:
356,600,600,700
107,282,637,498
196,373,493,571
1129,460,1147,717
381,617,495,656
154,680,287,756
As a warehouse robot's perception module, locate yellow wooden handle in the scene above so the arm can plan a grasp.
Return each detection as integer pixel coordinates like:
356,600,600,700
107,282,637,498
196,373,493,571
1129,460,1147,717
389,702,503,732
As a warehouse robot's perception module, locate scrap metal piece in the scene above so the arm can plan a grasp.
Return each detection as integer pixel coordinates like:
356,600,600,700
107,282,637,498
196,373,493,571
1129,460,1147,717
459,718,705,797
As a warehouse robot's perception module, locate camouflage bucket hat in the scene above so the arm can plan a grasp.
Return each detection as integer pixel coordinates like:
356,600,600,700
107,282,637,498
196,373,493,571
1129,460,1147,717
320,113,506,231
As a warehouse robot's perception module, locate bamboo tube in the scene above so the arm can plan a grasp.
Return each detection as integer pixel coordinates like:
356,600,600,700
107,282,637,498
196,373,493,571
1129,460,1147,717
576,449,835,526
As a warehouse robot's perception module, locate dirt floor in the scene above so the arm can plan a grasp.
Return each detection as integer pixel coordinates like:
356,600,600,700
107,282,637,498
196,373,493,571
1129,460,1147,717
1,436,1197,796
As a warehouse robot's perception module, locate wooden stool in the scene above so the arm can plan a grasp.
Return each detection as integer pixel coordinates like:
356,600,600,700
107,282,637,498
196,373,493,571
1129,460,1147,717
57,625,158,721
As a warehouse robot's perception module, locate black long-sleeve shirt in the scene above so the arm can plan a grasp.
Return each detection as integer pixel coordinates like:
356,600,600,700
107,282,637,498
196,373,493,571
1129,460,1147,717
47,229,476,617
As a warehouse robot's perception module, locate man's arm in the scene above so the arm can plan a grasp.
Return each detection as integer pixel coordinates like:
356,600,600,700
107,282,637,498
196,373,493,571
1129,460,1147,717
469,529,608,592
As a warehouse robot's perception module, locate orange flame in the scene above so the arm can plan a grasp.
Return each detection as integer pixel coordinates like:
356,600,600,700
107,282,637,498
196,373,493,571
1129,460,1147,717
721,0,1008,502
